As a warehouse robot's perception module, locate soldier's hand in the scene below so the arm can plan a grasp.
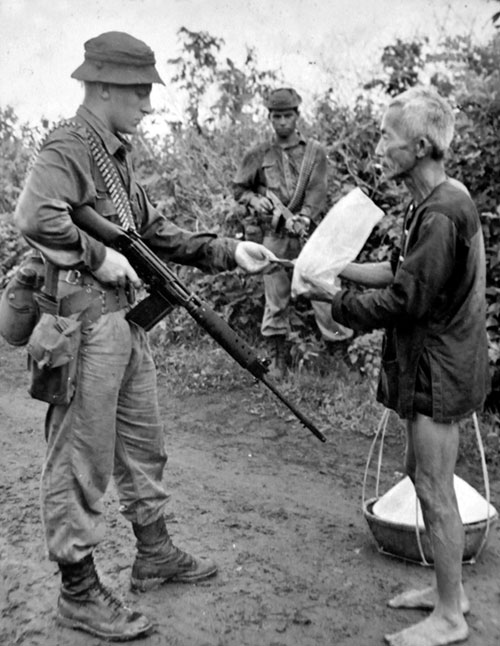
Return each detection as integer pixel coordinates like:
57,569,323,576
249,195,273,214
285,215,310,237
234,241,277,274
92,247,142,288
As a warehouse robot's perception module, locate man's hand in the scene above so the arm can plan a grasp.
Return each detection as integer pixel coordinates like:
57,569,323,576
249,194,273,214
294,275,340,302
234,241,277,274
92,247,142,288
285,215,310,237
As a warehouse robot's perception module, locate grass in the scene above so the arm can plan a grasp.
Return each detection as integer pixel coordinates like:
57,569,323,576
151,333,500,473
152,333,403,441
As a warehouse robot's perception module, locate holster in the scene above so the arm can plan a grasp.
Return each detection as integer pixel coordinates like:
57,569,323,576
27,313,82,406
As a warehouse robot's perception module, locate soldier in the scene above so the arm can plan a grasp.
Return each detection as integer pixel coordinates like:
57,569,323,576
14,31,276,641
233,88,352,378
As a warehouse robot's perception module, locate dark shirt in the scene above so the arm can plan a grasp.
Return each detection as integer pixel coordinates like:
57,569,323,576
331,180,490,422
232,134,327,225
15,105,238,274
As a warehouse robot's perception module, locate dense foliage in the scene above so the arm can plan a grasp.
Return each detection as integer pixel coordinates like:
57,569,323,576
3,26,500,406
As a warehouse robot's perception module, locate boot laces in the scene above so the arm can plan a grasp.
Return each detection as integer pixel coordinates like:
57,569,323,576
94,580,131,617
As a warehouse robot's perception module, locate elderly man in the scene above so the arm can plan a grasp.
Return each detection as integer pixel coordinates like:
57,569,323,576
14,31,276,641
300,87,489,646
233,87,352,378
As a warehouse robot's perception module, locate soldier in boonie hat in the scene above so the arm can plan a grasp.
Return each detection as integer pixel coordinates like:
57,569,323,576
265,87,302,112
14,28,279,644
71,31,164,85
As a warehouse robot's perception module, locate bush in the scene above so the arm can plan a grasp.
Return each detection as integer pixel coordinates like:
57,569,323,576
3,28,500,406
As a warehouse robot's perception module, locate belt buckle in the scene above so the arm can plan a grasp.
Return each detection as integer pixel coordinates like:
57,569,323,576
64,269,82,285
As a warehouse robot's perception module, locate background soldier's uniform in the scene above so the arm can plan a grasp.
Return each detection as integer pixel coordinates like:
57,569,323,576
233,89,352,375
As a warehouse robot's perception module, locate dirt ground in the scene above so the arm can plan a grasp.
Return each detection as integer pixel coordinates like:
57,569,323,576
1,336,499,646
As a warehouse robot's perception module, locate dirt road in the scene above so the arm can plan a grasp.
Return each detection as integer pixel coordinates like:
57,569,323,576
1,337,499,646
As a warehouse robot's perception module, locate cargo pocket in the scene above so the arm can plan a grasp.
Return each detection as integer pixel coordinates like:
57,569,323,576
27,313,82,406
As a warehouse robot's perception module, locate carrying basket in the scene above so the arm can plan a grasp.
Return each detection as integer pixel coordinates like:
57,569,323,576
362,408,498,566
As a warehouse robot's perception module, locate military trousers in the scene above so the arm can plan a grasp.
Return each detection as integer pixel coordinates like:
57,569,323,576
41,310,168,564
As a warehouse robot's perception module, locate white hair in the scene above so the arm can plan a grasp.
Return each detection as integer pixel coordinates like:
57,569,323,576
388,87,455,159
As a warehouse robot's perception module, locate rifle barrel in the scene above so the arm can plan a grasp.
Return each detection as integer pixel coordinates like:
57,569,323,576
260,375,326,443
71,205,326,443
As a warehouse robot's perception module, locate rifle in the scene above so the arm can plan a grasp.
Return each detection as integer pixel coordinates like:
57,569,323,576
71,206,326,443
263,189,309,239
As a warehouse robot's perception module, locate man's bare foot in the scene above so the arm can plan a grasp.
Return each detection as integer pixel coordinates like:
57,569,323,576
388,586,470,614
384,613,469,646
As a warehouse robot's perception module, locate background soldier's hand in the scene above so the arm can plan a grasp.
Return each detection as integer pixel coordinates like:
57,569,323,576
249,194,273,214
92,247,142,288
234,241,277,274
285,215,310,237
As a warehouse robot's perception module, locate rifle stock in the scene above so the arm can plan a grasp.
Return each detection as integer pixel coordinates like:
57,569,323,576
70,206,326,443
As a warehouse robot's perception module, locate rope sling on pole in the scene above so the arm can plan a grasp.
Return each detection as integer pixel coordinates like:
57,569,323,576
362,408,497,566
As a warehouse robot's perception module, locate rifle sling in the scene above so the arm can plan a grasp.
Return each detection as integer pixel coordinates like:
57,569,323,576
287,139,318,213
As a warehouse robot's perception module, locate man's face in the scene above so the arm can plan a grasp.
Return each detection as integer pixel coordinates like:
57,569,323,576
106,84,153,134
270,109,298,138
375,106,417,181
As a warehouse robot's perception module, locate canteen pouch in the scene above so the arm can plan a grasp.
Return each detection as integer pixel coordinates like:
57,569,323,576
27,313,82,405
0,254,45,346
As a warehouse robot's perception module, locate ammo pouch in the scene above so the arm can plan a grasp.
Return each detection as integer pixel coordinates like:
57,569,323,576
0,253,45,346
27,313,82,406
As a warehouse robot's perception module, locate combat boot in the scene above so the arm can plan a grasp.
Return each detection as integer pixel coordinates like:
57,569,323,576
57,553,153,641
267,335,287,380
130,516,218,592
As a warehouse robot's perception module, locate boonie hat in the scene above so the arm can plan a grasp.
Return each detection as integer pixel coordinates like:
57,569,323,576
266,88,302,111
71,31,164,85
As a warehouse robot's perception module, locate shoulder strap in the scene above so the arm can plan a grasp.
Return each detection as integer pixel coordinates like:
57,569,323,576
287,140,320,213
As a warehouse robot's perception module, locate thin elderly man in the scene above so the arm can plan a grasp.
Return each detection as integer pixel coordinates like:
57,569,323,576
300,87,489,646
14,31,276,641
233,88,352,378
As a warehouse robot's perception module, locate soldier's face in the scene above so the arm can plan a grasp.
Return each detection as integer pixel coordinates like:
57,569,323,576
106,84,153,134
270,110,298,138
375,106,417,181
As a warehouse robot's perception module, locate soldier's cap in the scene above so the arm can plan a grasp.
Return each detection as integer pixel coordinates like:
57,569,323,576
266,88,302,112
71,31,164,85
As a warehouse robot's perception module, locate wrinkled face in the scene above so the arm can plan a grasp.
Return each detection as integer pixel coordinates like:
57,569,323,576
106,84,153,134
270,109,298,139
375,106,417,181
